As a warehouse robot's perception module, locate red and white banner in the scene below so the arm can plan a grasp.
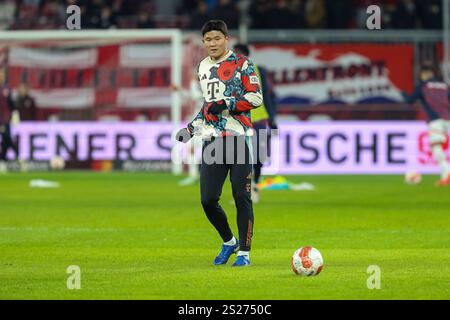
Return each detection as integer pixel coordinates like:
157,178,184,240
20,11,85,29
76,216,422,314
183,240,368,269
5,42,414,109
252,44,415,105
6,43,176,109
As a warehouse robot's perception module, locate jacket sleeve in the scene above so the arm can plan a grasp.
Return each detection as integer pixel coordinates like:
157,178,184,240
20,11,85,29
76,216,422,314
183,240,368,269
226,58,263,112
187,102,206,135
402,84,422,104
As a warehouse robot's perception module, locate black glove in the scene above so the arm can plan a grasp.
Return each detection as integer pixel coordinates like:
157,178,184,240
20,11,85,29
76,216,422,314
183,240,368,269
175,128,191,143
229,109,242,116
208,99,227,115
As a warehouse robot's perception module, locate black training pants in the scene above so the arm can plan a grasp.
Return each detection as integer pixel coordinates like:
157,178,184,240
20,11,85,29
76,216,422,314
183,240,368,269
200,135,254,252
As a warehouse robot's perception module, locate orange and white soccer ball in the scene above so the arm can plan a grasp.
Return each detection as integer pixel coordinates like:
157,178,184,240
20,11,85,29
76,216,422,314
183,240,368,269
404,171,422,185
291,246,323,276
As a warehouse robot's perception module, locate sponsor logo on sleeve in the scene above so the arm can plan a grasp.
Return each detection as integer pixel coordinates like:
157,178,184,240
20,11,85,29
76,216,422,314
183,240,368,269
249,75,259,85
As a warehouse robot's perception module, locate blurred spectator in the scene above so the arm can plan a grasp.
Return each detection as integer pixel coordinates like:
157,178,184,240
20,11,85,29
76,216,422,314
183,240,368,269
136,12,155,29
211,0,239,29
79,4,91,29
418,0,442,29
325,0,352,29
0,0,16,30
248,0,271,29
84,0,104,27
14,0,40,29
177,0,199,15
16,84,37,121
0,68,19,162
205,0,219,10
116,0,144,16
288,0,306,28
39,0,66,28
189,1,211,30
391,0,417,29
91,6,117,29
6,0,450,30
304,0,326,29
266,0,297,29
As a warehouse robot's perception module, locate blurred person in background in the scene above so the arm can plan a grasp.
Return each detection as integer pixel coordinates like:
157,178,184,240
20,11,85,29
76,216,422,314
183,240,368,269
402,64,450,186
248,0,271,29
266,0,297,29
16,83,37,121
304,0,326,29
211,0,239,30
189,1,211,29
136,11,155,28
0,0,16,30
288,0,306,28
417,0,442,29
324,0,352,29
0,68,19,171
233,43,278,203
391,0,417,29
205,0,219,10
176,0,198,15
90,6,117,29
39,0,66,25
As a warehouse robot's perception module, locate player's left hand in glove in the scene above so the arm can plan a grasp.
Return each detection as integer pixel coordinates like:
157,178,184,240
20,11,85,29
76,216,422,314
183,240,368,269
175,128,192,143
208,99,227,115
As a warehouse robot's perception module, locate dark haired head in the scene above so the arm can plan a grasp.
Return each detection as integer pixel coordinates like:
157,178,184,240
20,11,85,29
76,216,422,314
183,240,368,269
420,63,435,74
419,63,437,82
201,20,228,37
233,43,250,57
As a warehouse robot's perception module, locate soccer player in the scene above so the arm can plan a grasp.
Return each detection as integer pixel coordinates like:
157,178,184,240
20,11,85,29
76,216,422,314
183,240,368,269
0,68,18,171
403,64,450,186
175,20,263,266
233,43,278,203
16,83,37,121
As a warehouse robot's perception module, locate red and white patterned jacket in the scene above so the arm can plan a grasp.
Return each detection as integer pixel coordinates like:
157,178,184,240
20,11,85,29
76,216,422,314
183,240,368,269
187,50,263,138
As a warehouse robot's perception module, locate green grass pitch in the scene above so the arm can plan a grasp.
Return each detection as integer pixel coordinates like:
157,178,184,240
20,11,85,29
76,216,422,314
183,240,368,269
0,172,449,300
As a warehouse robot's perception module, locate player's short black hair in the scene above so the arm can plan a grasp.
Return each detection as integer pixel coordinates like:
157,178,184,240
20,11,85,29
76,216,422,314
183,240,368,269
233,43,250,57
420,63,435,74
201,20,228,37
